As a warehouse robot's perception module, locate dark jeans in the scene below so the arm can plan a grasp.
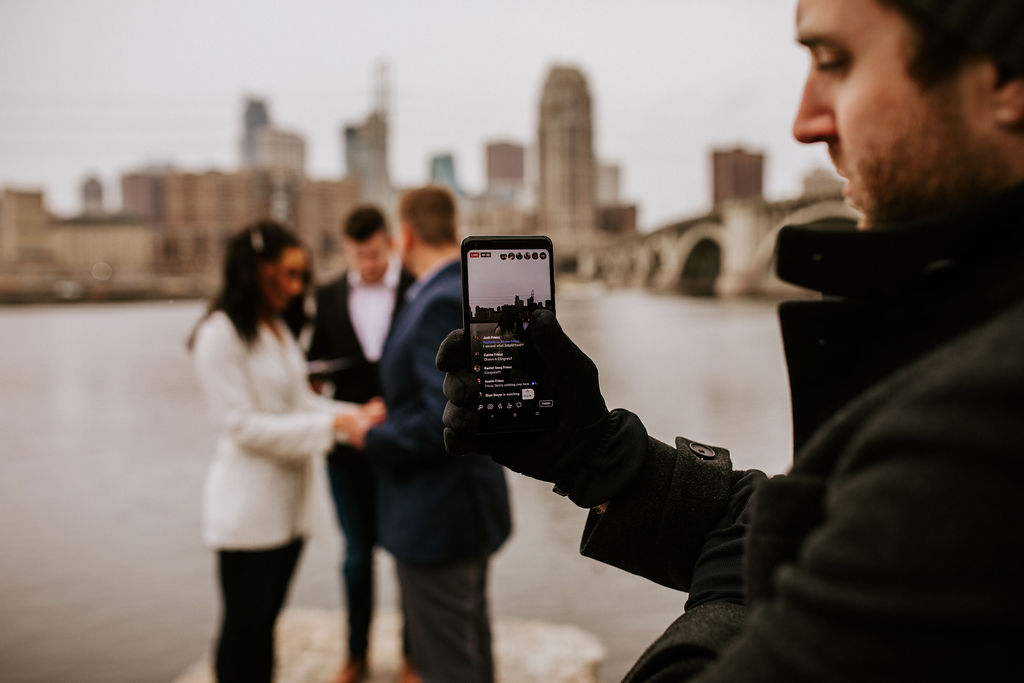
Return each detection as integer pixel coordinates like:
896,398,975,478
215,537,303,683
327,455,377,659
396,554,494,683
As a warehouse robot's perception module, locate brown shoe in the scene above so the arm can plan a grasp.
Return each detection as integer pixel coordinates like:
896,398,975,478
332,657,368,683
398,658,422,683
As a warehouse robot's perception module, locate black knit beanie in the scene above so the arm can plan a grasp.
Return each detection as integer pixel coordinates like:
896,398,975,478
902,0,1024,73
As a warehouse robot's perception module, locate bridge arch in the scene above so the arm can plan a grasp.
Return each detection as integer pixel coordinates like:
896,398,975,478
578,195,858,296
680,238,722,296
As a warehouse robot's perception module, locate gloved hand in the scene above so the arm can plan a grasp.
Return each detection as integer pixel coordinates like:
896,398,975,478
436,308,648,508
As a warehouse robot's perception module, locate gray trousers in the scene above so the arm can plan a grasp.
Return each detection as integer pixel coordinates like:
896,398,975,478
395,554,494,683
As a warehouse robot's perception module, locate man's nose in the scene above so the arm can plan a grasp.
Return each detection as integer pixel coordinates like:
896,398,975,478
792,76,836,144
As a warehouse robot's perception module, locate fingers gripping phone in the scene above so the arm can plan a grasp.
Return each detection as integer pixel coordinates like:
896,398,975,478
461,235,558,434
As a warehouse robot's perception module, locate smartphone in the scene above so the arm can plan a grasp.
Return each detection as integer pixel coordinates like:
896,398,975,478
461,235,558,434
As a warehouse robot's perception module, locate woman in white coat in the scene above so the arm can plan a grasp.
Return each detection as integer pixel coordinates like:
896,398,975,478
189,220,382,683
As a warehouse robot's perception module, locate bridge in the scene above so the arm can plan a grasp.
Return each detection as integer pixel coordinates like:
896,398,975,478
575,191,859,297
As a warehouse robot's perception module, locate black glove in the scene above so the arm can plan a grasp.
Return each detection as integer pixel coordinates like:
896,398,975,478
436,308,648,508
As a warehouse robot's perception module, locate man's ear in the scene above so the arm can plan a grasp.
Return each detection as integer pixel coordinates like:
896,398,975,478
399,223,416,251
993,74,1024,128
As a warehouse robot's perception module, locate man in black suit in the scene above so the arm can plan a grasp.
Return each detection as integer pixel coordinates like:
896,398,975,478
308,205,414,683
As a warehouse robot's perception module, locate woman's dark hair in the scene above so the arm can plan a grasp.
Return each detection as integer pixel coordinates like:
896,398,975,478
188,220,311,349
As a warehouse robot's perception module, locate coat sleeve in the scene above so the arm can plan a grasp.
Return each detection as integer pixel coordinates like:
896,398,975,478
581,436,759,593
193,314,337,461
364,295,459,477
580,435,763,681
615,315,1024,682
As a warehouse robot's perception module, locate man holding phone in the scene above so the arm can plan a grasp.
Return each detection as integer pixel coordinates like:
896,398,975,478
439,0,1024,680
349,186,511,683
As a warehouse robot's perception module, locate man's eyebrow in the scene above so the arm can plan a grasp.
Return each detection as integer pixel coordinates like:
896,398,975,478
796,34,840,49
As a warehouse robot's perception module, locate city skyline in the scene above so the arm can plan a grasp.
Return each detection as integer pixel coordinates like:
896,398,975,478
466,251,553,312
0,0,830,231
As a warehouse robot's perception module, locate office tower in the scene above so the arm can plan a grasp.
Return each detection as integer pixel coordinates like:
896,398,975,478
253,129,306,176
343,63,391,208
240,98,270,169
297,176,360,261
121,166,170,226
0,189,49,264
486,141,526,201
81,175,104,216
711,147,764,206
158,170,269,273
597,163,621,206
429,153,460,194
537,65,596,258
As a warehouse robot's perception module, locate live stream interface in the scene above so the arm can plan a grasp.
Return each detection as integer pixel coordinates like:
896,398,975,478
466,247,555,429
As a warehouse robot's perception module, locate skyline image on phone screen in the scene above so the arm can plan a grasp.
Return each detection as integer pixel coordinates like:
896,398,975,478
462,236,557,434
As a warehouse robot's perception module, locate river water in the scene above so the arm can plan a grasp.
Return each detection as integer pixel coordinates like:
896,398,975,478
0,288,794,682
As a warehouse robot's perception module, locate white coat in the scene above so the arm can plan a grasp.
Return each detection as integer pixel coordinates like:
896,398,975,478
192,311,356,549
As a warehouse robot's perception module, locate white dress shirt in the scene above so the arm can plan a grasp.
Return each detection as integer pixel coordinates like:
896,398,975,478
347,257,402,362
192,311,356,549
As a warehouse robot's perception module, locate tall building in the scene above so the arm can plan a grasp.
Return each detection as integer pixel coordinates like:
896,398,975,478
159,170,269,274
597,163,621,206
253,129,306,176
240,98,271,169
711,147,764,206
345,114,389,206
429,153,461,194
595,161,637,237
537,65,597,264
343,63,391,209
236,96,307,223
0,188,50,265
297,176,361,270
460,141,535,237
81,175,104,216
486,141,526,202
121,166,170,226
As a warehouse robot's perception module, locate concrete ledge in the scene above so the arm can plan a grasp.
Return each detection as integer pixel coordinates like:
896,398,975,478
175,607,606,683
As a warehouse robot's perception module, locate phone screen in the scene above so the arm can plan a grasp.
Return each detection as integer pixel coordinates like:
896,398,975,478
461,236,558,434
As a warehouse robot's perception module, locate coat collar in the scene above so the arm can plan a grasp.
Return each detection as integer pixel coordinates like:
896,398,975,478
776,182,1024,299
404,257,460,304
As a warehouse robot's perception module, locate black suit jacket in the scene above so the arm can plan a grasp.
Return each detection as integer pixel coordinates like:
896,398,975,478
308,267,415,467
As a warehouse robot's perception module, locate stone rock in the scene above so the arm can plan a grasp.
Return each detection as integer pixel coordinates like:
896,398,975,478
174,607,606,683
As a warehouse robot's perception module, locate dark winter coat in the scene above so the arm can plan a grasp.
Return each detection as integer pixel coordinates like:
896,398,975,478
583,183,1024,681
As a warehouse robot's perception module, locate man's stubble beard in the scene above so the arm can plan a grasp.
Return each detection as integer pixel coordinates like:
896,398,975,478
837,92,1010,229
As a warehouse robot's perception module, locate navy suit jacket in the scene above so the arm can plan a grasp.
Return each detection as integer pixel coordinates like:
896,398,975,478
365,259,512,565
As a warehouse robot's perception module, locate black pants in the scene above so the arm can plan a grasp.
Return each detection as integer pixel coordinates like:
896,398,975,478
326,457,376,659
215,537,303,683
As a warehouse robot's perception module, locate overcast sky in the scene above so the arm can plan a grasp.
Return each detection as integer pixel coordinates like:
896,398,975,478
467,248,553,311
0,0,831,230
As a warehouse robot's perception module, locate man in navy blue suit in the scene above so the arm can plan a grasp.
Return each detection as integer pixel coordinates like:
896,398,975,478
350,186,511,683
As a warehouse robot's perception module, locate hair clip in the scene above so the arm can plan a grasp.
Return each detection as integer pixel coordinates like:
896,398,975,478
250,226,264,253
